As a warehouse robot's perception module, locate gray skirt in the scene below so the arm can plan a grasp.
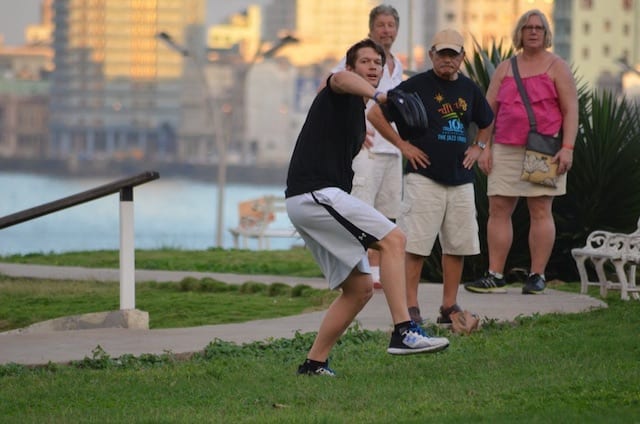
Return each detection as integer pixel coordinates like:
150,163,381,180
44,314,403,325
487,143,567,197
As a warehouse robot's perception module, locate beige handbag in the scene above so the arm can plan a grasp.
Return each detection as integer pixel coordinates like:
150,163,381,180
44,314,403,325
511,57,562,188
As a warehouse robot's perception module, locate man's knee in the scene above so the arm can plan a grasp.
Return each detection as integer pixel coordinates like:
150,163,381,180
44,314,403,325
377,227,406,254
343,274,374,305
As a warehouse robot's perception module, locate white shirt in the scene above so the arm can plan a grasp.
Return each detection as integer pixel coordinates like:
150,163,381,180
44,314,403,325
332,54,404,155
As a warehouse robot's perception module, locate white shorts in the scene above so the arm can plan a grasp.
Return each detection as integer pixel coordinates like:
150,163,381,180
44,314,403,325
351,150,402,219
398,173,480,256
286,187,396,289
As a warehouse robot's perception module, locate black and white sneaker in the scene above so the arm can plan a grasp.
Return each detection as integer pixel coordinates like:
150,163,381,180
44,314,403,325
387,321,450,355
297,360,336,377
465,272,507,294
522,273,546,294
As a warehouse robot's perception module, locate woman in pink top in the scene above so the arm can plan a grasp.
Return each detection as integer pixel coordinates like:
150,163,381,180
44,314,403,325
465,9,578,295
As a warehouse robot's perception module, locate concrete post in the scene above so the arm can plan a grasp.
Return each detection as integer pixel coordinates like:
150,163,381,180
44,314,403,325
119,186,135,310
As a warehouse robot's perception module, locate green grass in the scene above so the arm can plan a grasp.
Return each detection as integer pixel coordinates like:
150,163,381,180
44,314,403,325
1,300,639,423
1,249,639,422
0,276,337,332
0,247,323,277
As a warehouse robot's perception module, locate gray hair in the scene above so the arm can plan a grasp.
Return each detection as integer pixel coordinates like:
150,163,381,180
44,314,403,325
368,4,400,32
512,9,553,50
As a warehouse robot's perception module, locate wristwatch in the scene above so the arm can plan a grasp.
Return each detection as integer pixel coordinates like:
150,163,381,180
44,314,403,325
473,141,487,150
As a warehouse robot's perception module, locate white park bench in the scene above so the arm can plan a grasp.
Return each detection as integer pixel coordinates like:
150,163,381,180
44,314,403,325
571,217,640,300
228,195,299,249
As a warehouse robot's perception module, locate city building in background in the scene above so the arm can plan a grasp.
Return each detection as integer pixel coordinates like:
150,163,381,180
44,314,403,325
261,0,296,43
48,0,205,163
555,0,639,96
260,0,375,66
418,0,638,100
176,24,242,166
0,0,53,161
421,0,555,67
0,79,49,159
208,5,261,62
0,0,639,173
26,0,54,46
0,44,53,81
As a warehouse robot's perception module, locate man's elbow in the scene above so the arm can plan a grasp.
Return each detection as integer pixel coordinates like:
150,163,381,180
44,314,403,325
329,71,351,93
367,104,383,125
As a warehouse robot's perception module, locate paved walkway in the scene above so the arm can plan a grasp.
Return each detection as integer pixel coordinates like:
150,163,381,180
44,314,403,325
0,263,606,366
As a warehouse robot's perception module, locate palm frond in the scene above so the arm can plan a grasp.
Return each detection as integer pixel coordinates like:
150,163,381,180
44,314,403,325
463,36,513,93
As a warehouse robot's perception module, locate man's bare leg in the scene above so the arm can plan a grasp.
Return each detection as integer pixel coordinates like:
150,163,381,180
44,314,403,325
373,227,412,323
306,269,373,362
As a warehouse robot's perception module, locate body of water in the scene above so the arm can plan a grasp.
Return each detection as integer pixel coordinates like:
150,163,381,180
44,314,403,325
0,172,297,255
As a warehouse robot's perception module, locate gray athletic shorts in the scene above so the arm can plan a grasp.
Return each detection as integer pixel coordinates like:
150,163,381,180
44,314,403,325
286,187,396,289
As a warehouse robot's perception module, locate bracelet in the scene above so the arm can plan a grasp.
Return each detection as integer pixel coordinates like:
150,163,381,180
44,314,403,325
562,144,574,150
372,91,382,104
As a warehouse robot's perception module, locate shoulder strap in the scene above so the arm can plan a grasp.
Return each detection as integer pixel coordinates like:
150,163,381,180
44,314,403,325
510,57,537,131
544,56,559,72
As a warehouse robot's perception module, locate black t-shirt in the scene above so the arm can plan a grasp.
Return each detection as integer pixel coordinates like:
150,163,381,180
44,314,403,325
396,70,494,185
285,78,366,198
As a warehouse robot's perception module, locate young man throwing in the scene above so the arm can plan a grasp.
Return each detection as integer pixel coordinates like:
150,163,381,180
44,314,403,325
286,39,449,377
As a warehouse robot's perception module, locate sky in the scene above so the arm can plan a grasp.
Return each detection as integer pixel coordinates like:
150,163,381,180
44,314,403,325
0,0,417,56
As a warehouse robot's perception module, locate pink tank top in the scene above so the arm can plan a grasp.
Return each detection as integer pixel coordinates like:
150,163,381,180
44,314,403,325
494,73,563,146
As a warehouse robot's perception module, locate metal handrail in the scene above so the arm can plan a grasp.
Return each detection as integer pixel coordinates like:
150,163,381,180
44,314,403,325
0,170,160,311
0,170,159,229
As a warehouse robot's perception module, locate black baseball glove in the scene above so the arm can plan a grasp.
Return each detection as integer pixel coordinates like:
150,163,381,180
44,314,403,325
380,88,428,140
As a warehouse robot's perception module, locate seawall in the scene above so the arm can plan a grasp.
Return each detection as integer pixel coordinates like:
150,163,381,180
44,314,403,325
0,158,288,186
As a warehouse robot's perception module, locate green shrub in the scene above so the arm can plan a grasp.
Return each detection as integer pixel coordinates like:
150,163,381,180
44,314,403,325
238,281,267,294
198,277,234,293
178,277,200,291
290,284,313,297
266,282,291,296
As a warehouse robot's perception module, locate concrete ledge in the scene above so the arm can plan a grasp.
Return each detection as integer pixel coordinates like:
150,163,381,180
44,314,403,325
2,309,149,335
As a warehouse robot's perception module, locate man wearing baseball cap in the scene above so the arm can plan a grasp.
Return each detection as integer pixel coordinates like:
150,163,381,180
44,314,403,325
431,28,465,54
368,29,494,334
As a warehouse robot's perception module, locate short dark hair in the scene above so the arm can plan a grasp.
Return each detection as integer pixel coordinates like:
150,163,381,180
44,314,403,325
369,4,400,32
345,38,386,69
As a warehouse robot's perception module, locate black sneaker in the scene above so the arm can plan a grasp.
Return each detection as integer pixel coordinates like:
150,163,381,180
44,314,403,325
464,272,507,294
436,304,456,327
297,360,336,377
387,321,449,355
522,273,546,295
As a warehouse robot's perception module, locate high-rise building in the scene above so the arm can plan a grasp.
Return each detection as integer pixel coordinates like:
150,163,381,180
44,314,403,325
421,0,555,66
49,0,205,162
420,0,639,93
0,79,49,159
26,0,54,46
262,0,296,43
261,0,376,66
555,0,639,91
207,5,261,62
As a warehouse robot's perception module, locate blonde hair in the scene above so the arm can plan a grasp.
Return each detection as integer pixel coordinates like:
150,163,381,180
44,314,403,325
512,9,552,50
